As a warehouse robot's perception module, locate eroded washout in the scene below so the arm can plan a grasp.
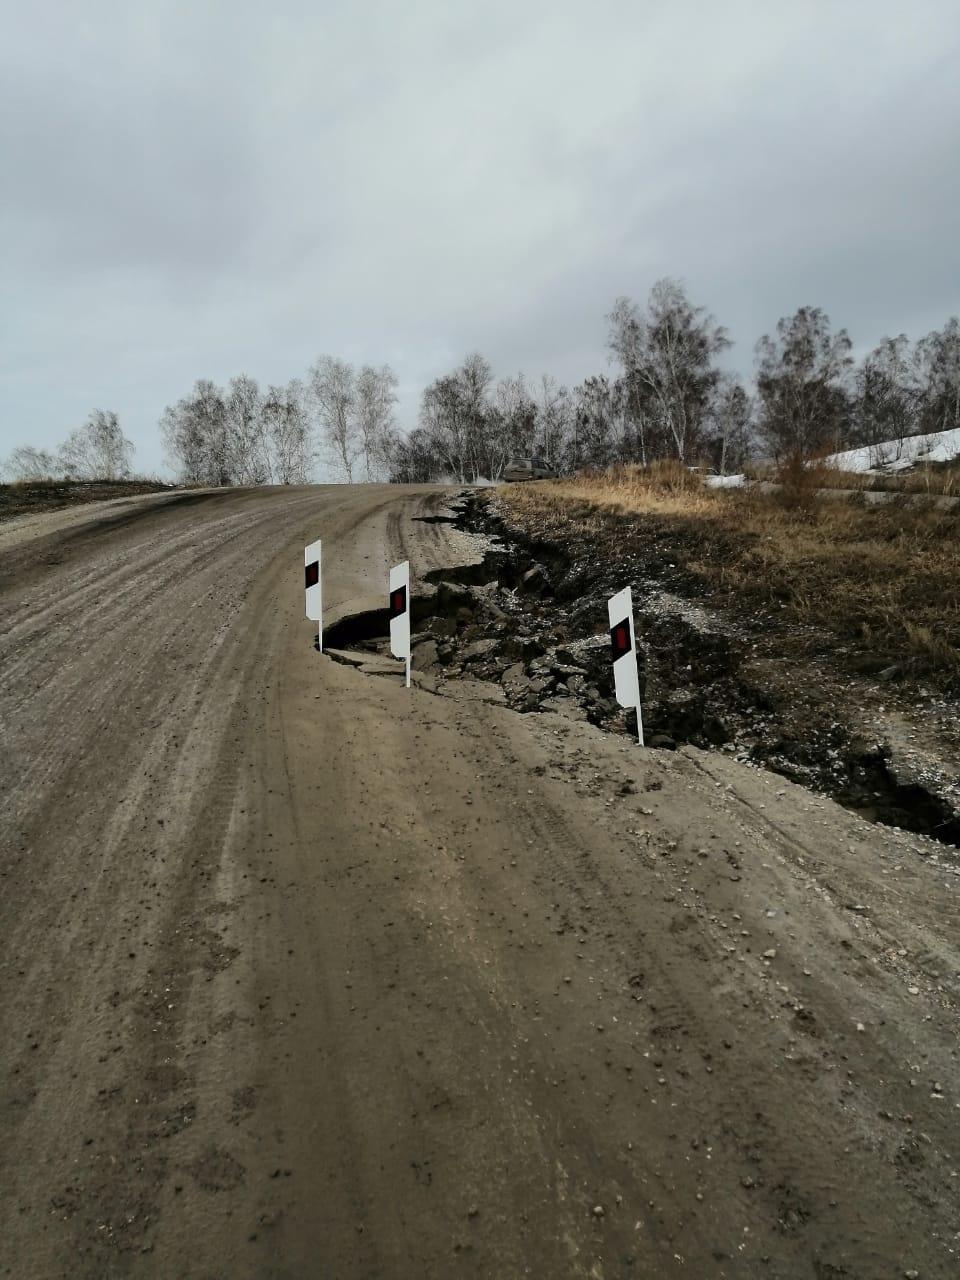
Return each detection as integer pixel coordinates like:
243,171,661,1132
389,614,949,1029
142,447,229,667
325,491,960,849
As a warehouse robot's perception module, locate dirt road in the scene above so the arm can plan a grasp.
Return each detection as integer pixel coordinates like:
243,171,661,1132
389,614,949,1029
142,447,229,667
1,485,957,1279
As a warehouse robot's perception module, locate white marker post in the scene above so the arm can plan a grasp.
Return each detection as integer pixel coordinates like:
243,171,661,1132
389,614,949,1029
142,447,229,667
608,586,644,745
389,560,411,688
305,539,322,652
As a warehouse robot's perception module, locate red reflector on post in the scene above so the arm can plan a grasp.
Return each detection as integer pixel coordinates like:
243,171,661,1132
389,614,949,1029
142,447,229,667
610,620,631,660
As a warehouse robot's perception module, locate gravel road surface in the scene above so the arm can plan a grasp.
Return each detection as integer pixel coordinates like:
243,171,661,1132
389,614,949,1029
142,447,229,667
1,485,957,1278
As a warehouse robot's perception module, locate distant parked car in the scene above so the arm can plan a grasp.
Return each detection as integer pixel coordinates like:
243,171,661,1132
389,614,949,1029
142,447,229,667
502,456,556,482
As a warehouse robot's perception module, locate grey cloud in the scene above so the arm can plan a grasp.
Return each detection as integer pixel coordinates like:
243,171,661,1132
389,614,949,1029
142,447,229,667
1,1,958,474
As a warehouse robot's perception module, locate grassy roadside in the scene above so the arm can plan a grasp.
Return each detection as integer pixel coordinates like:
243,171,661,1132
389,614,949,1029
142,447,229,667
496,463,960,693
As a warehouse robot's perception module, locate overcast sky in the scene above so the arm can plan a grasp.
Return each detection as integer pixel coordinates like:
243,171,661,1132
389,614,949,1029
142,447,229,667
2,0,959,476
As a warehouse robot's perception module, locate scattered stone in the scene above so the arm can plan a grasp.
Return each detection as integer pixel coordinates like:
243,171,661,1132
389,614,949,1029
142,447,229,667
411,638,439,668
521,564,552,595
555,636,609,666
459,639,499,664
320,492,960,849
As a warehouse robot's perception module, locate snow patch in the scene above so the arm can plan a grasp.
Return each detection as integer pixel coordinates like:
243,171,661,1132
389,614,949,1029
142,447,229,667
825,427,960,474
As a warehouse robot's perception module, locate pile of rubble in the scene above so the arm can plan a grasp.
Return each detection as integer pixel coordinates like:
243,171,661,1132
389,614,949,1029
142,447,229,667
329,493,960,848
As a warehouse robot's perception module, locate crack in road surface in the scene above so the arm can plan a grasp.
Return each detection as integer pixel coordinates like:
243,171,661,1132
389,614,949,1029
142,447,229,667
0,485,957,1279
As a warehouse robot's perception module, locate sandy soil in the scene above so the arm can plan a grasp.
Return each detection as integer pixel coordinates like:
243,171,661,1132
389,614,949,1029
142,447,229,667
0,485,957,1279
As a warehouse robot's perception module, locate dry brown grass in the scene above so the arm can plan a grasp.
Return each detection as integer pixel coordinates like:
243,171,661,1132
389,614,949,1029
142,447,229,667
513,460,716,521
813,464,960,496
744,459,960,496
498,464,960,689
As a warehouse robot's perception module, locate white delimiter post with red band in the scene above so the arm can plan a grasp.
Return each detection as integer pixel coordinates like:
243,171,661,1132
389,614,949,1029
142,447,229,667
304,539,322,651
389,560,411,688
608,585,644,745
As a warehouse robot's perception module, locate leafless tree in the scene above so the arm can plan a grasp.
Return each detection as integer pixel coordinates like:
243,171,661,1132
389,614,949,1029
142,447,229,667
493,373,537,473
572,376,622,468
225,375,268,484
416,354,498,481
59,410,134,479
161,380,231,485
355,364,399,480
386,426,442,483
852,335,918,460
309,356,357,481
419,374,470,481
915,317,960,436
707,375,754,473
755,307,853,460
3,446,60,481
534,376,573,471
459,353,495,479
609,279,730,463
263,379,313,483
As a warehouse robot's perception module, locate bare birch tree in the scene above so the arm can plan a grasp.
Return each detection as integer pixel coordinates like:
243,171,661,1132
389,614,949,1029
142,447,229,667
534,376,574,472
459,353,494,479
309,356,357,481
225,375,268,484
3,446,60,481
851,335,918,460
915,317,960,436
59,410,134,479
419,374,470,481
263,379,313,483
494,373,536,472
609,280,730,463
161,380,231,484
355,364,399,480
755,308,853,459
707,375,754,473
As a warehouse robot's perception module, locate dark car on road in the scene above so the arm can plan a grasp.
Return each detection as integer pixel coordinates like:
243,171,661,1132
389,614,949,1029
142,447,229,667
502,455,556,482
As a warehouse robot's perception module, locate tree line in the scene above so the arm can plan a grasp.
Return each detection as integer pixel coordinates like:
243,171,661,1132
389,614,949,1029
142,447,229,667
2,362,402,486
392,282,960,481
4,411,135,482
5,282,958,484
158,359,401,486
